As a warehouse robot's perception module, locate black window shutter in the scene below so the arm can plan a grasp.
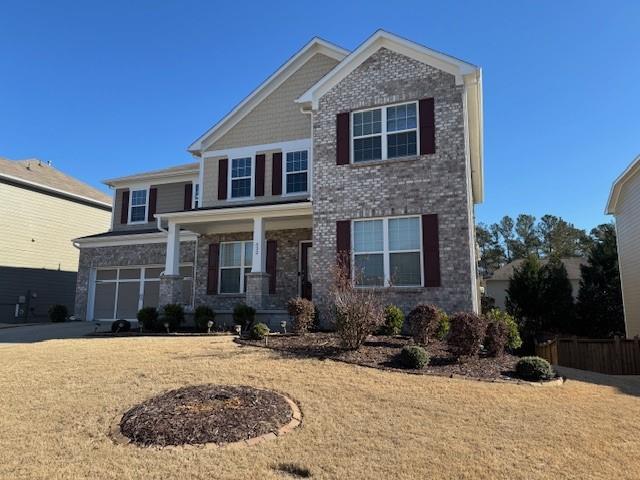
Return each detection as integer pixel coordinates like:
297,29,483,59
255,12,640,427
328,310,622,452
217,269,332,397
336,112,350,165
266,240,277,294
255,154,265,196
336,220,351,279
272,152,282,195
207,243,220,294
120,190,129,224
217,159,228,200
422,214,441,287
147,187,157,222
419,98,436,155
183,183,193,210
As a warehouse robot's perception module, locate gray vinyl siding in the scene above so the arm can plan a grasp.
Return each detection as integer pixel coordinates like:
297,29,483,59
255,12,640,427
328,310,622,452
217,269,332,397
615,173,640,337
112,181,192,231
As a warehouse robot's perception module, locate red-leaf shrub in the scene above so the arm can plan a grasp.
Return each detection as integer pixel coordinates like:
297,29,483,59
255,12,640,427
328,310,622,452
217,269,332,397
287,297,315,334
447,312,487,358
407,304,441,345
484,318,509,357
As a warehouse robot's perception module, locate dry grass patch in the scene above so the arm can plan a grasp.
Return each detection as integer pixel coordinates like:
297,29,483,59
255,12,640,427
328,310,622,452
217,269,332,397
0,336,639,479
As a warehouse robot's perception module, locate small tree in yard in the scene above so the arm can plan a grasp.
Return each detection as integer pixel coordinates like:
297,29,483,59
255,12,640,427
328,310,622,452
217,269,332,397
447,312,487,358
330,256,384,350
381,305,404,336
506,255,544,341
540,257,575,334
407,304,441,345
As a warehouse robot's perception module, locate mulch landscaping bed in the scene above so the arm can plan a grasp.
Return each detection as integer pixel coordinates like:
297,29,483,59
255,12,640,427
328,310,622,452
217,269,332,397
119,384,293,447
238,333,520,381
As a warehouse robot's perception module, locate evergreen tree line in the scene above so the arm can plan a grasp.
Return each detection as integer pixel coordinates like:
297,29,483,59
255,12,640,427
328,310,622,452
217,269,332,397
501,224,624,341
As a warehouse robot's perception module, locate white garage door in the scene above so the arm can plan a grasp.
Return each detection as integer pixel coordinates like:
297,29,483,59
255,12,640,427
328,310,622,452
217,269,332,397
92,265,193,320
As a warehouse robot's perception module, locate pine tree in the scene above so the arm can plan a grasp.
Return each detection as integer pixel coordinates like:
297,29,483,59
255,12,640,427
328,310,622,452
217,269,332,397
505,256,544,341
576,224,625,337
540,256,575,333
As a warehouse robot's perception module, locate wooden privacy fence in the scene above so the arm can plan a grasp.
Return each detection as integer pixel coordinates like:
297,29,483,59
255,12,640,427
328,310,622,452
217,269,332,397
535,336,640,375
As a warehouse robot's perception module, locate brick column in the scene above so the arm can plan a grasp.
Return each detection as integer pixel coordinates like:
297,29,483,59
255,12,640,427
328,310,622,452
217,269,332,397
159,274,183,306
245,272,270,309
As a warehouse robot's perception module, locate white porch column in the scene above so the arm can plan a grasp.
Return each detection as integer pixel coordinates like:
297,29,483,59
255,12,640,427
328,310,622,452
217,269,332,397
165,221,180,275
251,216,266,272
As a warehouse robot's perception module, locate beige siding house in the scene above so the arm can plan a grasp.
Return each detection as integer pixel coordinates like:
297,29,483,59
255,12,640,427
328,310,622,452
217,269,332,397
0,157,111,322
485,257,586,310
607,154,640,337
73,31,484,329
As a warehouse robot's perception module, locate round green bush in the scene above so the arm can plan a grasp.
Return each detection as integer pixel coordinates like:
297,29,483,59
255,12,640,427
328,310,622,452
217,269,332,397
485,309,522,350
233,303,256,331
137,307,159,331
436,310,450,340
48,304,68,323
516,356,555,381
194,305,216,331
111,319,131,333
400,345,429,369
249,322,270,340
162,304,185,331
381,305,404,336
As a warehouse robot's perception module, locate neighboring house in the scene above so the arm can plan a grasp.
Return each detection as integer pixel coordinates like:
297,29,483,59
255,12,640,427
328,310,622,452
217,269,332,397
485,257,586,310
0,157,111,323
73,30,484,328
606,154,640,337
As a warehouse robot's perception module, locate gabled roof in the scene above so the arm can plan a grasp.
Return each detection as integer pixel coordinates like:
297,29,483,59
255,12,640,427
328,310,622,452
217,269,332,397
103,162,199,188
488,257,587,281
0,157,111,207
187,37,349,155
606,154,640,214
296,29,484,203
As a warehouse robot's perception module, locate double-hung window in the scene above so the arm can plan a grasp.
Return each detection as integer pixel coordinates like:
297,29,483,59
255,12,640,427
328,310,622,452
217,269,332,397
285,150,308,194
219,241,253,293
129,189,147,223
352,101,418,163
352,216,422,287
230,157,252,198
193,183,200,208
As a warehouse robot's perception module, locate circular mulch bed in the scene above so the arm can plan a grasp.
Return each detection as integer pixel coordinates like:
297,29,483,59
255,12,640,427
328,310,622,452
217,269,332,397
117,384,296,447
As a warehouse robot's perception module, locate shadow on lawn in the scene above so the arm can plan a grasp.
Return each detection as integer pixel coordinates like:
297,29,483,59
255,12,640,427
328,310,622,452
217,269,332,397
557,366,640,398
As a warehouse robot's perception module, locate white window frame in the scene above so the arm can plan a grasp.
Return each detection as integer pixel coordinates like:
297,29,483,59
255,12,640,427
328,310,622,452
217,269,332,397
350,101,420,163
228,156,255,201
218,241,253,294
93,264,194,319
128,186,150,224
351,215,424,288
283,149,309,196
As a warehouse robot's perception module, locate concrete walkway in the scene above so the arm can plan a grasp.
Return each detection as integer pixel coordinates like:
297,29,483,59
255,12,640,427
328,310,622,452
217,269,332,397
0,321,95,343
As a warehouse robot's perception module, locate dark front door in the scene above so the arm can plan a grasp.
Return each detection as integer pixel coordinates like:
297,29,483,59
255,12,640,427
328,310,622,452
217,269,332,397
300,242,312,300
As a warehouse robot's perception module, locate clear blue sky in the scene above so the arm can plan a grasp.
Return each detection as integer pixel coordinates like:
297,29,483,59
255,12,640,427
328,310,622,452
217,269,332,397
1,1,638,230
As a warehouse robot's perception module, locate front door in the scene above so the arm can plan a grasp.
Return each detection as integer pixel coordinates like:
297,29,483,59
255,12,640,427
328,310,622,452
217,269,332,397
300,242,312,300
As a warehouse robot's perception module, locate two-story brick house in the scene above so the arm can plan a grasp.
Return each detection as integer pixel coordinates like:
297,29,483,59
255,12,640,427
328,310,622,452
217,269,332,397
73,30,484,328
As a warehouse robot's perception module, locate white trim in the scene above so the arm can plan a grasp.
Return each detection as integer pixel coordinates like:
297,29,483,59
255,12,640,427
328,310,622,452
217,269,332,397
351,215,423,288
202,138,311,159
188,38,348,154
350,101,419,163
127,186,150,225
606,154,640,214
155,200,312,223
296,30,477,109
73,231,197,248
228,156,255,201
104,168,199,188
0,172,112,209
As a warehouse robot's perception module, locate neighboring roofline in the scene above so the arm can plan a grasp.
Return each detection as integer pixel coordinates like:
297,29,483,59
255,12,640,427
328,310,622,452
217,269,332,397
295,30,478,108
606,154,640,214
0,171,112,209
103,165,199,188
187,37,349,155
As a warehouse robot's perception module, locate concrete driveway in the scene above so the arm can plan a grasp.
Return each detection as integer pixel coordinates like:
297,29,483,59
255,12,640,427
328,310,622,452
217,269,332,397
0,322,95,343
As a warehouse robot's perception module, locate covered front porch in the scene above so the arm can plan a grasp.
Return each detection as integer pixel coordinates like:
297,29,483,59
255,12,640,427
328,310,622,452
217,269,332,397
156,201,313,321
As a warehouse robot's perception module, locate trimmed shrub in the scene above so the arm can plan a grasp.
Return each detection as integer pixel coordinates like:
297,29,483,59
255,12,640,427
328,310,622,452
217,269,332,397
516,356,555,381
485,309,522,351
162,304,185,331
447,312,488,358
436,310,450,340
48,304,67,323
400,345,429,369
407,304,441,345
137,307,159,331
233,304,256,332
287,297,315,334
484,319,509,357
111,319,131,333
194,305,216,332
381,305,404,336
250,322,270,340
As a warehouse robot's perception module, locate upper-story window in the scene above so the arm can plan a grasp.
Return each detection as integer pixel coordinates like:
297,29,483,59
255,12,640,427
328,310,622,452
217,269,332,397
230,157,252,199
129,189,147,223
352,101,418,163
352,216,422,287
285,150,308,194
193,183,200,208
219,241,253,293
